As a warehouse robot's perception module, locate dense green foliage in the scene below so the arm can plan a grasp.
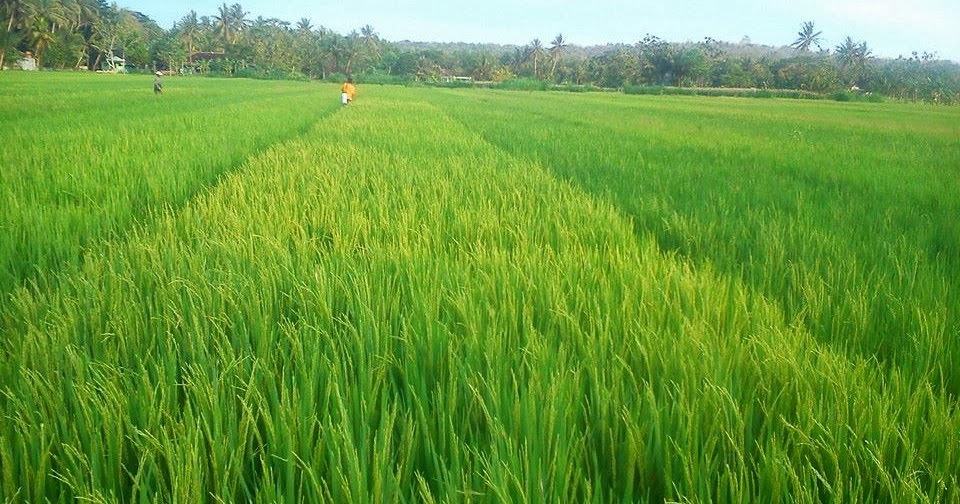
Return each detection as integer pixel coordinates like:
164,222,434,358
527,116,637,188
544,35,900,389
3,1,959,103
2,73,959,502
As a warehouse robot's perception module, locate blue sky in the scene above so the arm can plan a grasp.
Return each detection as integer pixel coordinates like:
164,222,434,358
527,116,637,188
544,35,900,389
126,0,959,62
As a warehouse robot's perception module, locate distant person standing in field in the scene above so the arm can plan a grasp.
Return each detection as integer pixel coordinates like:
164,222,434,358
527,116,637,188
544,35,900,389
341,78,356,105
154,71,163,94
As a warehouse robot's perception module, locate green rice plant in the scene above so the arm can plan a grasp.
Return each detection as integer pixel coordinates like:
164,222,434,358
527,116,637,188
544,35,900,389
1,78,958,503
430,88,960,397
0,72,342,295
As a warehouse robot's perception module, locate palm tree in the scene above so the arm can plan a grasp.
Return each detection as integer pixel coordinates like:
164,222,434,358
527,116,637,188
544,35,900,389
2,0,25,33
472,51,493,81
835,36,872,85
28,16,54,65
214,3,231,48
835,36,857,69
228,3,249,36
329,32,358,74
549,33,566,80
359,24,380,68
509,46,525,74
791,21,822,52
68,0,99,32
527,38,544,79
59,0,79,28
27,0,67,32
214,3,248,47
24,0,67,66
294,18,321,77
296,17,312,35
177,11,201,55
65,0,100,69
1,0,29,69
835,36,872,70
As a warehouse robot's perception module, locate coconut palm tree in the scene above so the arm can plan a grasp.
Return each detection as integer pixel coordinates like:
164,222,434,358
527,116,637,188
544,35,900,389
791,21,822,52
472,51,493,81
24,0,67,66
508,46,525,74
359,24,380,68
549,33,566,80
214,3,247,47
294,18,322,77
213,3,231,48
835,36,857,69
1,0,25,33
527,38,544,79
65,0,100,69
59,0,79,28
1,0,29,69
296,17,312,35
177,11,201,55
835,36,872,70
835,36,872,86
328,32,358,74
27,0,67,32
228,3,249,36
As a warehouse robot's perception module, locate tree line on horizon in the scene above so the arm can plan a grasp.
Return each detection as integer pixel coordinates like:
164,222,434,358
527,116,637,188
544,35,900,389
2,1,958,103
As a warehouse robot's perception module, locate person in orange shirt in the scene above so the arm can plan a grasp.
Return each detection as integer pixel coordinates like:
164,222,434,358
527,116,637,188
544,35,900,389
341,78,356,105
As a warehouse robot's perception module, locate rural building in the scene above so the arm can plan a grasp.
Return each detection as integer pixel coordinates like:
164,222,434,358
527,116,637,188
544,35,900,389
19,51,37,71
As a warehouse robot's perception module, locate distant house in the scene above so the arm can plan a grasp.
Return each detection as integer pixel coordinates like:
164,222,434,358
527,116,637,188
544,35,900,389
441,75,474,83
189,51,226,63
109,56,126,73
95,53,125,73
19,51,37,71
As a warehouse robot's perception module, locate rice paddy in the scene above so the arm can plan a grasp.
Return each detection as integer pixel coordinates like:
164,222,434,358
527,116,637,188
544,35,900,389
1,72,958,503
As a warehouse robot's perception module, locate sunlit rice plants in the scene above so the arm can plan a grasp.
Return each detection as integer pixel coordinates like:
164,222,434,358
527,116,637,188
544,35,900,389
1,74,958,502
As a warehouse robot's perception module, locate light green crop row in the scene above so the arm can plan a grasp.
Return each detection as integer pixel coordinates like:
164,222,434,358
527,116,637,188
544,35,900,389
1,77,958,502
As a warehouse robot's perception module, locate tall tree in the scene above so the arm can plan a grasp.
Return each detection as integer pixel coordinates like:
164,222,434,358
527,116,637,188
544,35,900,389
358,24,380,71
90,3,143,70
527,38,543,79
67,0,101,68
548,33,566,80
471,51,494,81
175,10,201,57
228,3,248,35
508,46,525,75
1,0,29,69
295,17,311,34
835,36,872,86
293,19,322,77
214,2,246,48
213,3,231,49
2,0,26,35
791,21,822,52
24,0,70,66
327,31,359,75
835,36,858,70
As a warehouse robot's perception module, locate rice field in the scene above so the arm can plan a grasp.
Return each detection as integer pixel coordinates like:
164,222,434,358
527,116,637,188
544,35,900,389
1,72,959,503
